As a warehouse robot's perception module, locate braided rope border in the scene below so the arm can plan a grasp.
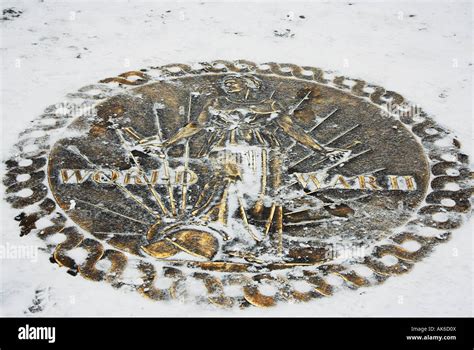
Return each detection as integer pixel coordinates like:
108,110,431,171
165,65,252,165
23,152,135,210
3,60,472,308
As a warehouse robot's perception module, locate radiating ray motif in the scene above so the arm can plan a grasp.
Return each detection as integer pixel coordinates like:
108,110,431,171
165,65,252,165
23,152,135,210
115,129,169,217
63,144,161,219
106,74,367,264
152,104,177,216
75,198,153,226
180,93,194,214
287,107,339,152
46,71,427,272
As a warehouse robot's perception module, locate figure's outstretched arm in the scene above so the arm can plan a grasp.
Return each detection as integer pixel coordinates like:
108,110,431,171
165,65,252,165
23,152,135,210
161,121,204,147
141,98,215,148
276,115,327,152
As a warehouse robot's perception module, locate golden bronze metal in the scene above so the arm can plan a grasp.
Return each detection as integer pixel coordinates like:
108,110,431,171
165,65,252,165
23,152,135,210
4,61,472,308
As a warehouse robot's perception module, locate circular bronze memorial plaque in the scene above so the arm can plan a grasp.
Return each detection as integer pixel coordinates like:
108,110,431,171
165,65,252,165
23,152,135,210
4,61,472,307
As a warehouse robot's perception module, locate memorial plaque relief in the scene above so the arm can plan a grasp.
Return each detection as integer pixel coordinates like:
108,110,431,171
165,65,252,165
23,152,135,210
5,61,472,307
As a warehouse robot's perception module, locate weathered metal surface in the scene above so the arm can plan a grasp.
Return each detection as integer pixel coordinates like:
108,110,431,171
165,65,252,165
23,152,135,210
4,61,472,307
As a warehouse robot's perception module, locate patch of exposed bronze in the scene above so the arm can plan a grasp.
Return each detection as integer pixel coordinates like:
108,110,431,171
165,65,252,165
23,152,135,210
4,61,472,308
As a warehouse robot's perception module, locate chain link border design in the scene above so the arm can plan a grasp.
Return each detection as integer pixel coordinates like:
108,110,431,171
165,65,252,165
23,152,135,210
3,60,472,308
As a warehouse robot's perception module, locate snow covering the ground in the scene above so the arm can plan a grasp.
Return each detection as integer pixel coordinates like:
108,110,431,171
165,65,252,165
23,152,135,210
0,0,472,316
